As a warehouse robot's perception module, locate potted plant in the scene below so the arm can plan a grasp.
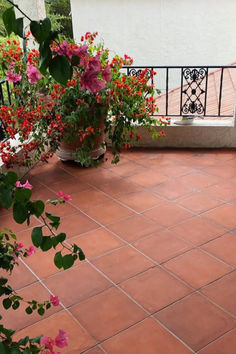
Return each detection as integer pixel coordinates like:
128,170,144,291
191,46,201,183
0,10,168,168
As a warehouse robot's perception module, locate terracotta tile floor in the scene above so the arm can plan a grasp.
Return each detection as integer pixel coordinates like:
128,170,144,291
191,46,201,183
2,148,236,353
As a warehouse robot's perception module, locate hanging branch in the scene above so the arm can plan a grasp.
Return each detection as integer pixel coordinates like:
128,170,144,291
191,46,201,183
6,0,32,21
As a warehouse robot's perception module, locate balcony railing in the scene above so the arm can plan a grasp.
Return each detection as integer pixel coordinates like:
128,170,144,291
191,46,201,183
124,65,236,118
1,65,236,142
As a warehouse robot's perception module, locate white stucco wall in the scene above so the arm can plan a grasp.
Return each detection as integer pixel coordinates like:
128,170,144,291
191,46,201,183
71,0,236,67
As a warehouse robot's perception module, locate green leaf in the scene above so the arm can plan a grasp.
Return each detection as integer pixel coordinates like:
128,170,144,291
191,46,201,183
2,7,16,36
32,200,44,217
78,249,85,261
62,254,74,270
57,233,66,243
12,300,20,310
12,17,24,38
10,348,21,354
0,277,8,286
49,55,72,86
40,236,52,252
71,55,80,66
46,302,51,310
52,237,59,249
0,187,12,209
25,306,33,314
39,41,52,74
30,335,42,344
3,297,12,309
45,212,60,223
31,227,43,247
15,188,32,202
4,171,18,186
54,251,63,269
18,336,29,346
13,202,27,224
0,342,6,354
37,307,45,316
30,18,51,43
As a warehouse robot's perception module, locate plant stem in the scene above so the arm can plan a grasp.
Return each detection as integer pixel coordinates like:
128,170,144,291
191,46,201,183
6,0,32,22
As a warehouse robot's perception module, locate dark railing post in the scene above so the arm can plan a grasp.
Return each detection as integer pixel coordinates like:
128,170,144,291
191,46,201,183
204,67,209,116
180,67,184,116
218,67,224,117
166,67,169,116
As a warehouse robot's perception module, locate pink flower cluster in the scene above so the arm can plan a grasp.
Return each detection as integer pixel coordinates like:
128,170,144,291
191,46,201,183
14,242,35,258
6,71,22,83
81,55,111,93
57,191,72,201
50,295,60,306
15,180,33,190
58,40,88,65
41,329,69,353
26,65,42,84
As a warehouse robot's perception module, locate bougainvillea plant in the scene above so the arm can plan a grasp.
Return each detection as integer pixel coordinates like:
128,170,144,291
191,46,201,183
0,2,169,168
0,170,85,352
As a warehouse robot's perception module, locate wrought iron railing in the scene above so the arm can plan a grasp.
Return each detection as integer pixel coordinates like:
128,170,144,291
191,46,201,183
0,79,13,141
124,65,236,118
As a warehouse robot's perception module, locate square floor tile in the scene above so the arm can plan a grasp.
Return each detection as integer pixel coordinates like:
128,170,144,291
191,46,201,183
201,271,236,316
205,163,236,179
0,282,61,331
179,172,219,190
70,287,146,341
49,176,90,195
102,318,192,354
68,228,124,259
143,202,193,227
133,230,192,263
97,179,142,198
78,168,121,186
84,347,104,354
156,164,196,178
152,180,194,200
117,191,163,212
69,188,112,211
163,249,232,289
24,246,64,279
107,214,162,242
155,293,235,351
45,198,78,217
120,267,192,313
203,204,236,229
92,246,155,284
205,180,236,202
202,232,236,266
44,262,112,307
178,192,223,213
85,200,134,225
0,259,37,290
198,328,236,354
58,212,100,238
127,170,168,187
14,310,96,353
169,216,227,245
109,161,146,177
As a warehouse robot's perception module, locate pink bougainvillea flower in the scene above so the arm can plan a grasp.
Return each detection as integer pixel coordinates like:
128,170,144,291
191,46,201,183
102,65,111,82
81,55,106,93
26,245,35,257
22,180,33,190
50,295,60,306
72,44,88,65
63,194,72,201
26,65,42,84
16,180,33,189
6,71,22,83
16,242,24,251
40,336,55,352
15,181,22,187
55,329,69,348
57,190,64,197
58,40,72,60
